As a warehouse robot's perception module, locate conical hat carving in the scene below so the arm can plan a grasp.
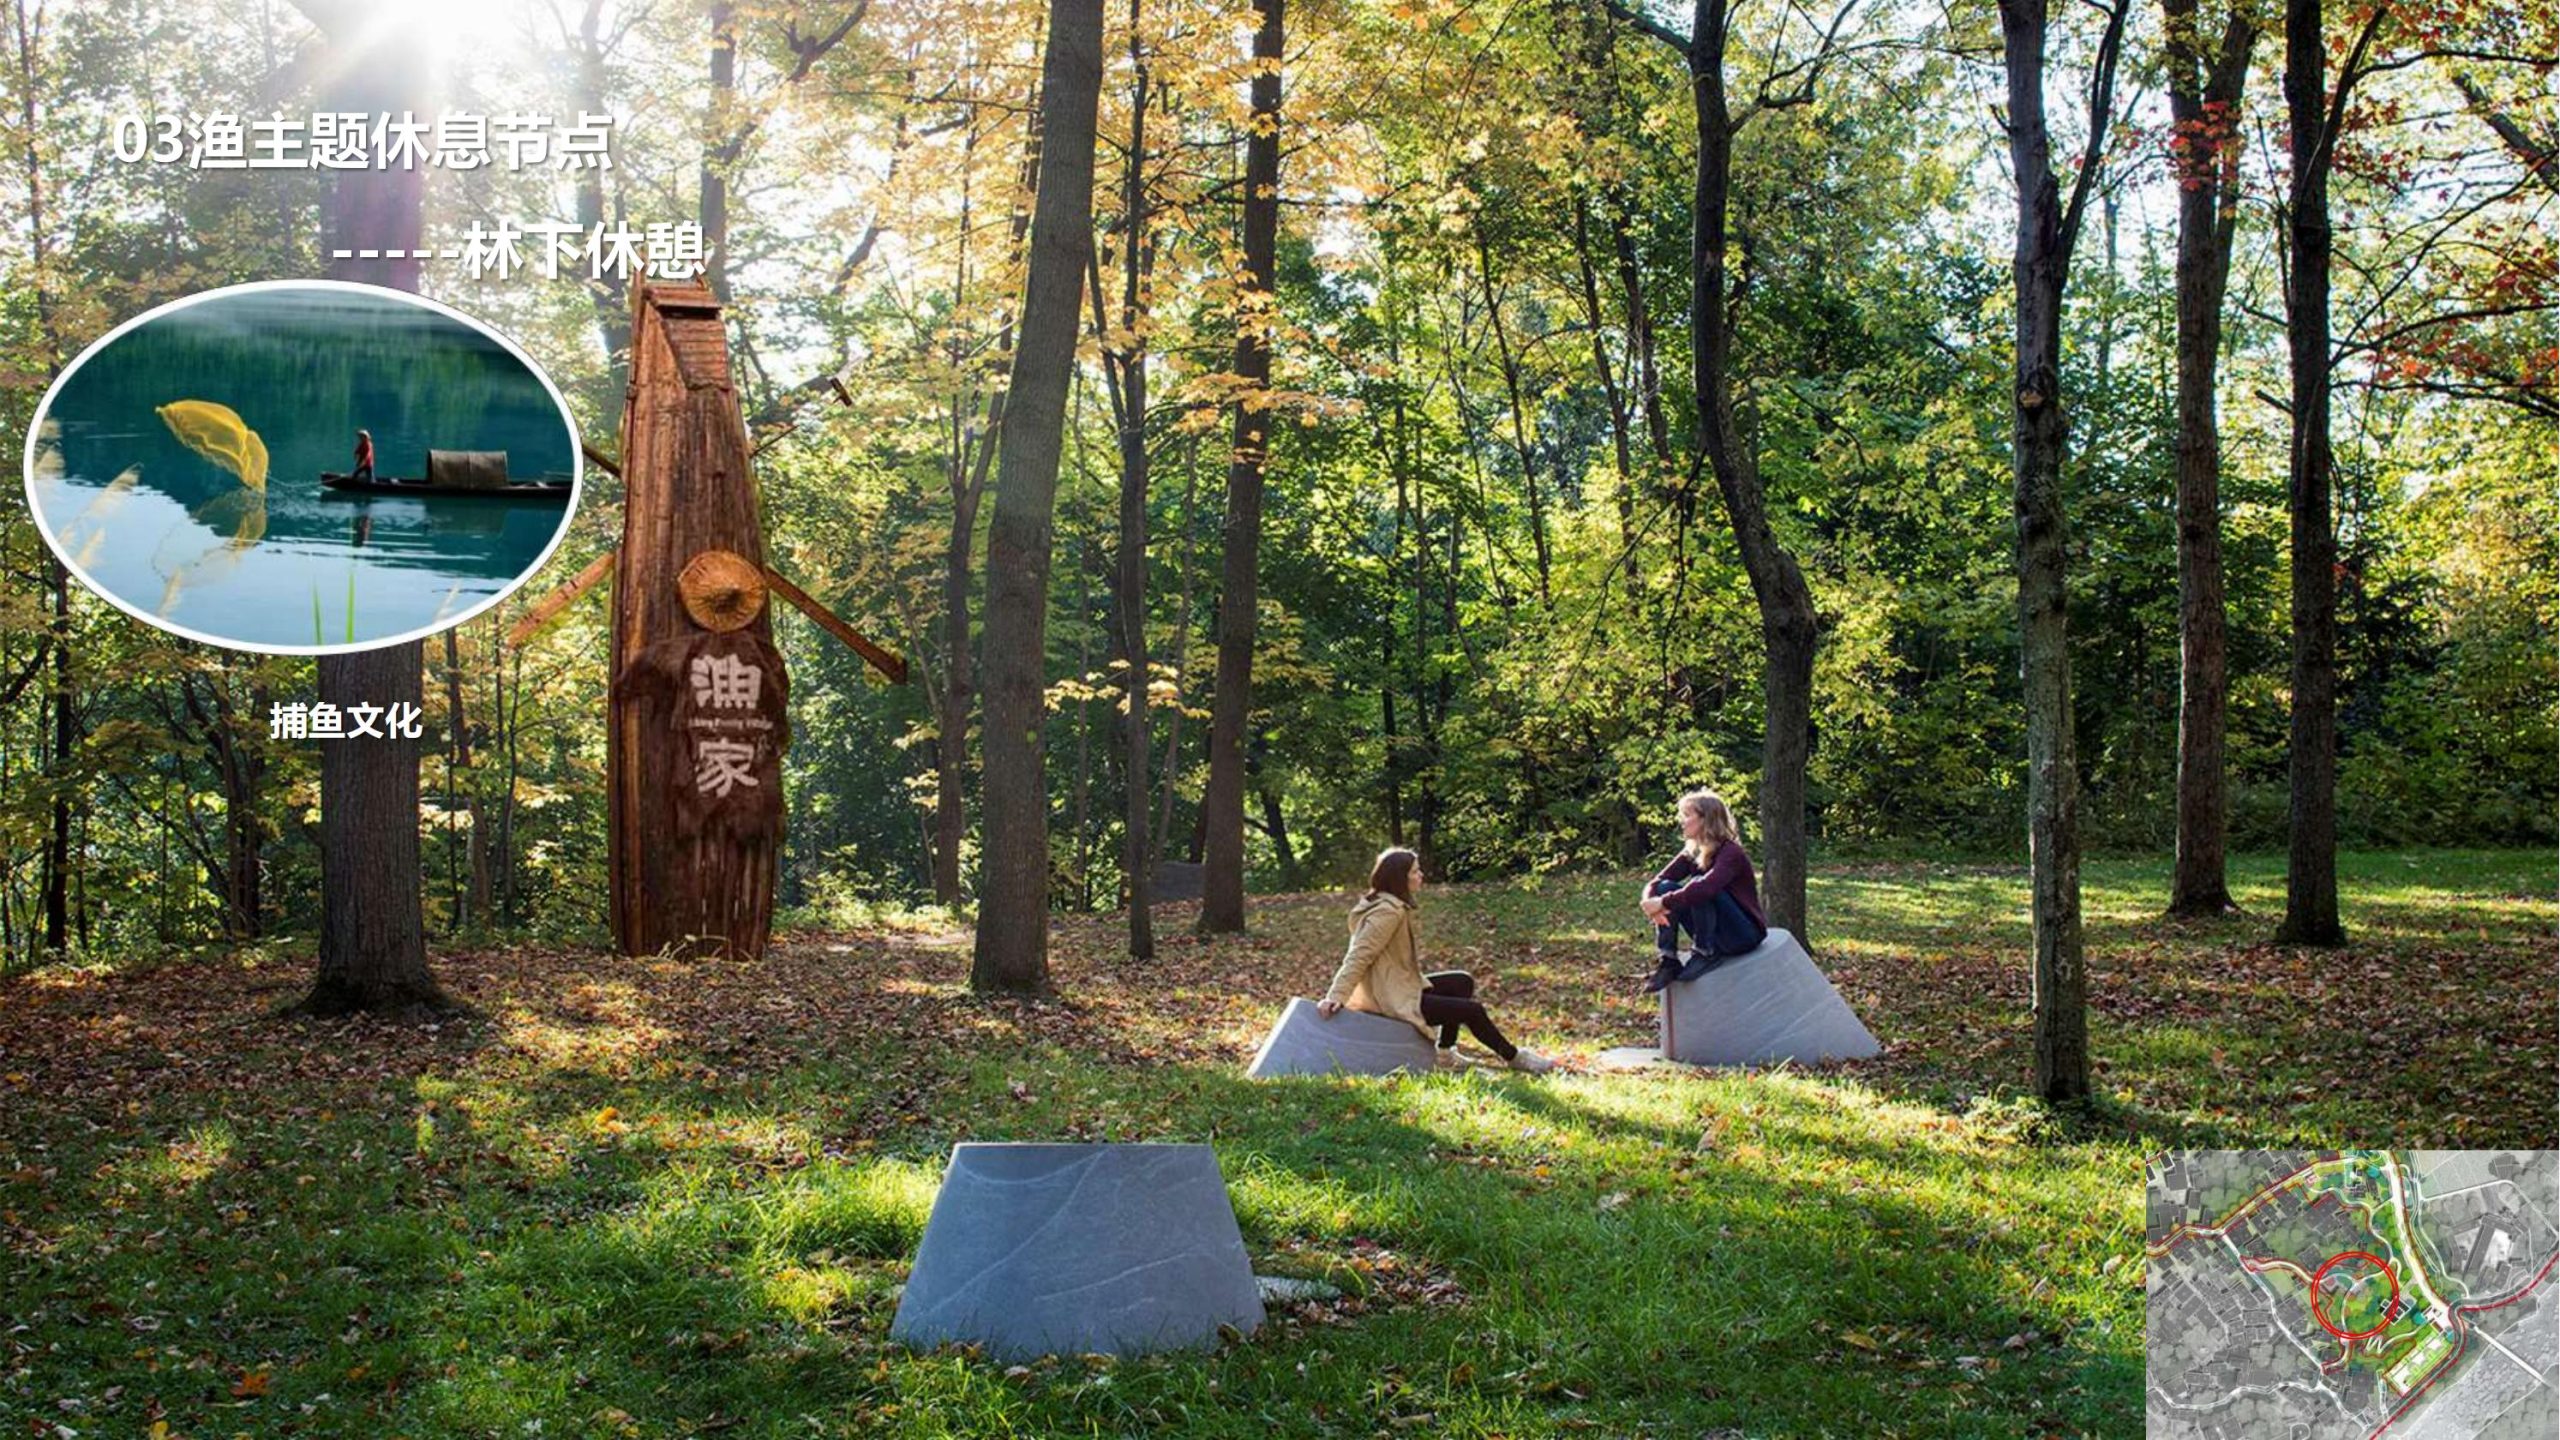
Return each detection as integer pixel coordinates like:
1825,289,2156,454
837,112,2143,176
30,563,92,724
678,549,766,632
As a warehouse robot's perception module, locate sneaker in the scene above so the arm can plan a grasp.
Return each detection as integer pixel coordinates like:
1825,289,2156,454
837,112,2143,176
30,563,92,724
1675,950,1724,983
1506,1048,1556,1074
1433,1047,1471,1071
1642,954,1683,993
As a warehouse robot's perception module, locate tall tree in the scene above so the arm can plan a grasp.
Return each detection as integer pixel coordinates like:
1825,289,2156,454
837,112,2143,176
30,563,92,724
1603,0,1844,941
164,668,271,939
1197,0,1285,934
1098,0,1157,959
971,0,1105,993
919,84,1040,907
1997,0,2127,1101
8,0,79,960
562,0,634,365
2161,0,2253,917
291,3,446,1016
2271,0,2386,946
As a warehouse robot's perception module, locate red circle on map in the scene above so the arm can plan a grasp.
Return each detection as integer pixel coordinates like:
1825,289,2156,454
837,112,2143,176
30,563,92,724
2310,1251,2399,1340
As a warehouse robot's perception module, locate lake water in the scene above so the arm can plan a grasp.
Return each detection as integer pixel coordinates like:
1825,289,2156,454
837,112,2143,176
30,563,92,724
29,284,579,651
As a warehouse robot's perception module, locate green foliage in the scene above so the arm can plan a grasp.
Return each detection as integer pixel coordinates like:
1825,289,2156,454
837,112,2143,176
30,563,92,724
0,0,2546,965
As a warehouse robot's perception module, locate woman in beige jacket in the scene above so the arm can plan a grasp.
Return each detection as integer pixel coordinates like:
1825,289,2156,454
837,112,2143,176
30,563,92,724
1318,848,1554,1072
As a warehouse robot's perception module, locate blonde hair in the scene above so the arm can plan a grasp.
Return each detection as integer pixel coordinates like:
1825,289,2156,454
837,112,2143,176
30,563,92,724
1679,789,1740,864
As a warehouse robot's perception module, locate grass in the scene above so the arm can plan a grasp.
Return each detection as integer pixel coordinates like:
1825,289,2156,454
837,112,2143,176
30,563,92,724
0,849,2547,1437
311,567,359,645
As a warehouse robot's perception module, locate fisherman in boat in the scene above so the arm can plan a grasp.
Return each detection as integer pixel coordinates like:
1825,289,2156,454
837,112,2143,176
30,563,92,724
352,429,375,487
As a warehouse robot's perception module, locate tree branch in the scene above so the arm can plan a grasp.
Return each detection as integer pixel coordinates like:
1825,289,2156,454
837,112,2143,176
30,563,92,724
2335,300,2555,363
2450,70,2557,191
781,2,870,86
1598,0,1695,56
2058,0,2129,263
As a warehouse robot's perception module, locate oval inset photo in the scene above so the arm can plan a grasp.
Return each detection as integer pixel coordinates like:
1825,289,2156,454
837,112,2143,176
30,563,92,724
23,281,582,653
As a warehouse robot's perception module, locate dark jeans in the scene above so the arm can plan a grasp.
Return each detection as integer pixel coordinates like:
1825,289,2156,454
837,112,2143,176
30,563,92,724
1649,878,1764,958
1417,970,1516,1060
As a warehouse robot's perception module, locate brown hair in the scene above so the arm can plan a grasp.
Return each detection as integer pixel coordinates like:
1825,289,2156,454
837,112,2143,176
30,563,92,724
1680,789,1741,864
1365,847,1420,905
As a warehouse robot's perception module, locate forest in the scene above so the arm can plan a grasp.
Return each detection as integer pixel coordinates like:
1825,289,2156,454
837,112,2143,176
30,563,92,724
0,0,2548,978
0,2,2552,1435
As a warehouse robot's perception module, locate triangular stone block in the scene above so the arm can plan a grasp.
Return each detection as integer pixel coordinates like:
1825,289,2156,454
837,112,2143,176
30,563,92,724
891,1143,1265,1362
1246,996,1437,1079
1659,928,1881,1066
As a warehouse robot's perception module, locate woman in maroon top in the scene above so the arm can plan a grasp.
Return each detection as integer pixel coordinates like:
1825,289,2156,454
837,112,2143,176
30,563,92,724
352,429,375,486
1639,788,1768,993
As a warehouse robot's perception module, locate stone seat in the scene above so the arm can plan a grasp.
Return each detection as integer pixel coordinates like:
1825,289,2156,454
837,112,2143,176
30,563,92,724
890,1143,1265,1362
1245,996,1437,1079
1658,927,1881,1066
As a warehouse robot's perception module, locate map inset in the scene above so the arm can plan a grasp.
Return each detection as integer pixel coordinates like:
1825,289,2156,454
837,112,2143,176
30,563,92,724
2148,1150,2560,1440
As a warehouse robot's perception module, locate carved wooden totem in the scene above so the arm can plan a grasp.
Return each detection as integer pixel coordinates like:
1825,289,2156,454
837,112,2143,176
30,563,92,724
609,280,785,959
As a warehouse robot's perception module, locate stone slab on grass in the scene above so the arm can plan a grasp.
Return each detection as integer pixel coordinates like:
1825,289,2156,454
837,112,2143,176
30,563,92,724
1246,996,1438,1079
891,1143,1265,1362
1659,928,1882,1067
1151,861,1205,903
1590,1045,1674,1073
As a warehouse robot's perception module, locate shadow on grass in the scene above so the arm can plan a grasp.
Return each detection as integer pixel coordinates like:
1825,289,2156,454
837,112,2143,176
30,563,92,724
1,849,2539,1434
3,1011,2143,1437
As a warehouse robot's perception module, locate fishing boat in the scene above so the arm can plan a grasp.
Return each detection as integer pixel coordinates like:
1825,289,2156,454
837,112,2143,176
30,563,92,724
321,449,571,500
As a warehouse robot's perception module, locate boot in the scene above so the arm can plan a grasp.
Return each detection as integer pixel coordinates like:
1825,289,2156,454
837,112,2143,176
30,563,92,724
1643,954,1683,993
1675,949,1724,983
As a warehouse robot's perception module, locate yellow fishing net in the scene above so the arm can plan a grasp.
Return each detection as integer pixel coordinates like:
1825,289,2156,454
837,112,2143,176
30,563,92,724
156,399,269,491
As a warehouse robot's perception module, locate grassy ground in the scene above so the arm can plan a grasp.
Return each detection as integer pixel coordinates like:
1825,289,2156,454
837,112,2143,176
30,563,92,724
0,849,2548,1438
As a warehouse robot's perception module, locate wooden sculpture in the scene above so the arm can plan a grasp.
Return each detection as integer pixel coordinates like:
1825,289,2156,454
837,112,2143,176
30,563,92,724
515,278,904,960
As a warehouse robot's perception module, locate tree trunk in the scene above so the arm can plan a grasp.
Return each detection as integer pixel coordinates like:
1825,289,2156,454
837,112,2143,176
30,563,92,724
1479,235,1552,607
2274,0,2356,946
1679,0,1817,942
1257,782,1298,889
927,106,1036,907
1072,541,1094,911
1197,0,1285,934
570,0,632,367
295,5,445,1016
42,555,69,955
443,628,491,929
182,671,267,940
1426,485,1457,869
1996,0,2123,1102
1105,0,1156,957
467,675,492,925
498,627,523,923
17,0,70,959
1381,645,1402,846
1573,193,1639,576
701,1,738,302
443,628,463,928
1608,194,1673,473
933,499,975,904
1153,439,1201,860
223,743,264,939
971,0,1104,994
299,642,443,1014
2164,0,2251,917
